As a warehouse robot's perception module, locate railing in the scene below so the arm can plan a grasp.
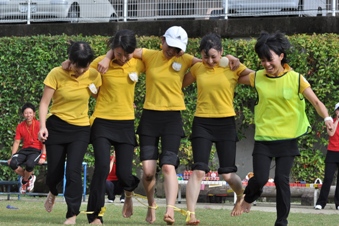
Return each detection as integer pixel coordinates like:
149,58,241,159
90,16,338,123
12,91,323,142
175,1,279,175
0,0,338,24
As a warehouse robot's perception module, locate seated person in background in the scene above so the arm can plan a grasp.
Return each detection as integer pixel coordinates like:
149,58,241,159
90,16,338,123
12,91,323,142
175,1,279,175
8,102,46,194
106,152,125,203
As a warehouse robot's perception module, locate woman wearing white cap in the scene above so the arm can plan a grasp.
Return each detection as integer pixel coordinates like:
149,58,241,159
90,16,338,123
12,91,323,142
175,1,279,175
315,102,339,211
98,26,239,225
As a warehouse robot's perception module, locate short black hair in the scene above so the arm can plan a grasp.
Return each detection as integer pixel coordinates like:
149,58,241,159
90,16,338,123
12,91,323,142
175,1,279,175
109,29,137,54
21,102,35,113
67,41,95,68
199,33,222,56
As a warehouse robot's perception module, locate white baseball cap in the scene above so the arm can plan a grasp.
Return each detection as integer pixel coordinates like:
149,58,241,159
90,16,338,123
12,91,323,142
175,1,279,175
163,26,188,52
335,102,339,111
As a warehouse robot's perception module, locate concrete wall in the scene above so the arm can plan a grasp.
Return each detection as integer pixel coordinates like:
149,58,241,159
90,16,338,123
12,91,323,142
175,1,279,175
1,16,339,38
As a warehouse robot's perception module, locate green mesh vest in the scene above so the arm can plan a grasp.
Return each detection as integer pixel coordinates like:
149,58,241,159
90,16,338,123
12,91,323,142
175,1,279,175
254,70,311,141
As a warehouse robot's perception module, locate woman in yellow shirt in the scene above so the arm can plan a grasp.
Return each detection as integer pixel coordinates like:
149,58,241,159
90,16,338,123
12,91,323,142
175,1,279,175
86,29,144,225
38,41,102,225
182,33,253,225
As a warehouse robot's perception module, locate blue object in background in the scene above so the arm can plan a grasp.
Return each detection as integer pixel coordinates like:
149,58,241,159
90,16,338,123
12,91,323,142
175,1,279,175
6,205,18,209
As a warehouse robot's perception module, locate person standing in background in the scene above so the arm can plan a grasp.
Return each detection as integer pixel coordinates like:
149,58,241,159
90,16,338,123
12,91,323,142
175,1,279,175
315,102,339,210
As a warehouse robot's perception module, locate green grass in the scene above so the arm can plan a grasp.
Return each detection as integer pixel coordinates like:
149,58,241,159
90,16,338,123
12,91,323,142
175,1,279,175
0,196,338,226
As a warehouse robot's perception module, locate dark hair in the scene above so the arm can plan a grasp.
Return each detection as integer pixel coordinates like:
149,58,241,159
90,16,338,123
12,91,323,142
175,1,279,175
255,31,291,65
199,33,222,56
21,102,35,113
108,29,137,54
67,41,95,68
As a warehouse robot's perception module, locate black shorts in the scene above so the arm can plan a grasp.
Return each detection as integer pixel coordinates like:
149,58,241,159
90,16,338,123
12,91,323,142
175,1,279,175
91,118,137,146
45,115,90,145
136,109,185,137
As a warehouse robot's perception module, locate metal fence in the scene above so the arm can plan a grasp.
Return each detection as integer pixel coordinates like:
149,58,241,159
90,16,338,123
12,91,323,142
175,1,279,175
0,0,338,24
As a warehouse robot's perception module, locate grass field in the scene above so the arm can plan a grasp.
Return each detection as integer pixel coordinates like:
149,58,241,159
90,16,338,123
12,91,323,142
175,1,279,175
0,196,338,226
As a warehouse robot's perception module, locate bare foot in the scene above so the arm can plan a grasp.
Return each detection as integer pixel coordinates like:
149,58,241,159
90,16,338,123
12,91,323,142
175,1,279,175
44,192,56,213
163,205,175,225
122,195,133,218
185,212,200,225
145,203,157,224
90,218,102,225
163,214,175,225
64,215,76,225
231,194,244,216
241,199,252,213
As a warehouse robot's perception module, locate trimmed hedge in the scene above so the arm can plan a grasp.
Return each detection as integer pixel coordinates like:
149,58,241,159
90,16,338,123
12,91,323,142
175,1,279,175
1,33,338,182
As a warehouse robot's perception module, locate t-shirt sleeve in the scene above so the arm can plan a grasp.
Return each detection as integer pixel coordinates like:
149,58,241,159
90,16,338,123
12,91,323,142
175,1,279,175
299,74,311,93
44,67,59,90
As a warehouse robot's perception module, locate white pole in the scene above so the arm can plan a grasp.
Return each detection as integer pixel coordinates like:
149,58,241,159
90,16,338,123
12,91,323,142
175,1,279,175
27,0,31,25
123,0,128,22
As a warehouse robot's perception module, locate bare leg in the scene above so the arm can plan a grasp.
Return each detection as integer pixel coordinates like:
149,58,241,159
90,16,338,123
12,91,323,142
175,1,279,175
185,170,204,225
14,167,25,177
162,164,178,225
122,191,133,218
22,170,33,181
142,160,157,224
223,173,244,216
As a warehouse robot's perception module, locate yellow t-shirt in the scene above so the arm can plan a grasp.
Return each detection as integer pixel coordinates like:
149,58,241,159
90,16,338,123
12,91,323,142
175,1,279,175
248,64,310,92
44,66,102,126
191,62,248,117
90,55,145,122
142,48,194,110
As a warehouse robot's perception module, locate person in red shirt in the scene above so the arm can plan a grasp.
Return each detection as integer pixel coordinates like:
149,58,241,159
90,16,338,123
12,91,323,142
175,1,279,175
8,102,46,194
106,152,125,203
315,102,339,210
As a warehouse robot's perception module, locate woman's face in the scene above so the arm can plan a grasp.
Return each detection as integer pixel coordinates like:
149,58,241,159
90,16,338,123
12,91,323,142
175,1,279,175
161,38,181,60
70,63,90,77
113,46,133,66
201,48,222,68
260,50,284,76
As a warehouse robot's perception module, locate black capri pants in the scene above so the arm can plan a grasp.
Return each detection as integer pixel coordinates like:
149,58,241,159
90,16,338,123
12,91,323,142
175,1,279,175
190,116,238,174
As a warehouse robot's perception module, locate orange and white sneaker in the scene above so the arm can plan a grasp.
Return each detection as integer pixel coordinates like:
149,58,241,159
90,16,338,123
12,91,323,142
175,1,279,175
20,183,28,194
44,192,56,212
27,175,36,192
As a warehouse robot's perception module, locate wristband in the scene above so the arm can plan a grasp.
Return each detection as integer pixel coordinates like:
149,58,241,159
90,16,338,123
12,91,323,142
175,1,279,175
324,117,333,122
40,154,46,159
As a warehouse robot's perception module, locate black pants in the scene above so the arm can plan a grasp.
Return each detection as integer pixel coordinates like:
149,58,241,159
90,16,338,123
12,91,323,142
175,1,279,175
244,154,294,226
87,138,139,223
105,180,125,201
46,141,88,219
316,161,339,208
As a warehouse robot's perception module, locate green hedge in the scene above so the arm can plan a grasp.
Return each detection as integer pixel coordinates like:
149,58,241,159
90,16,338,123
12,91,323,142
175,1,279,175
1,33,338,182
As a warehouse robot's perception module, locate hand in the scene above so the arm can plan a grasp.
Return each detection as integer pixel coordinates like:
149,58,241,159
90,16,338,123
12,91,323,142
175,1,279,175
325,120,334,131
38,128,48,143
97,57,110,74
38,158,46,164
226,54,240,71
7,158,12,165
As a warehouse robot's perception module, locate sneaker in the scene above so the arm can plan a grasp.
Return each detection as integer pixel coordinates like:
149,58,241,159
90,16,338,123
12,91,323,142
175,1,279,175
120,199,125,203
337,206,339,210
44,192,56,212
27,175,36,192
20,183,27,194
315,205,322,210
108,200,114,203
